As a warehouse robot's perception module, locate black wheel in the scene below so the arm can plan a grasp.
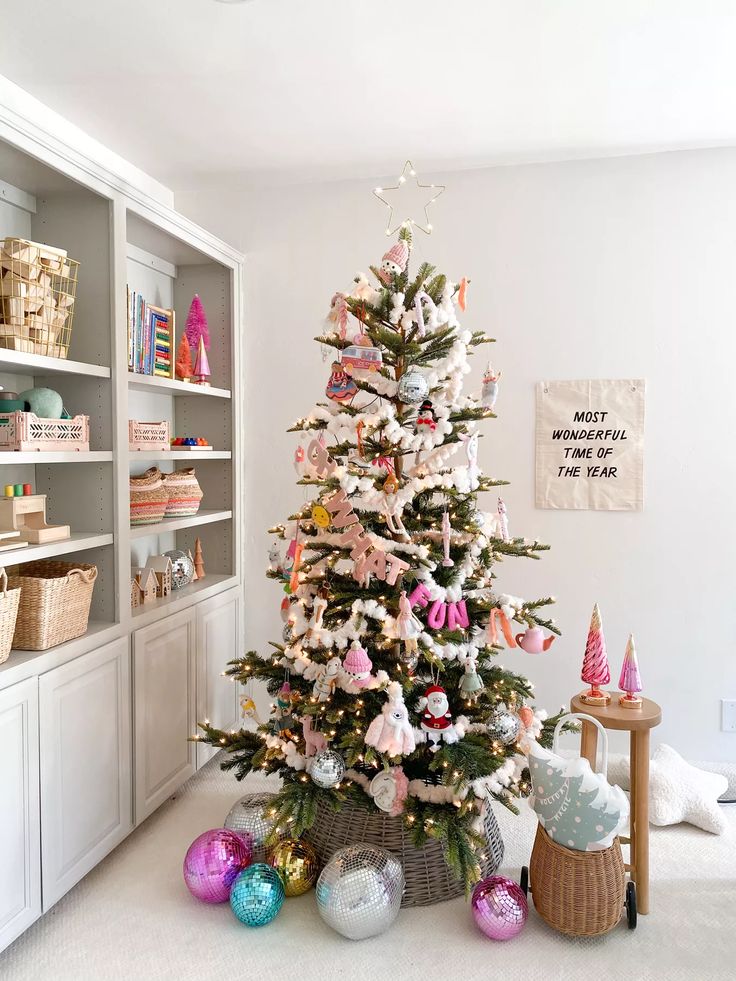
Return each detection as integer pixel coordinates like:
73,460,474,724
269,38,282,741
626,881,637,929
520,866,529,896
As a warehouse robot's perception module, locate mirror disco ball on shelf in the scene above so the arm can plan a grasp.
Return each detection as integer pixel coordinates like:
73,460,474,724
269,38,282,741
224,792,278,863
316,843,405,940
164,549,195,589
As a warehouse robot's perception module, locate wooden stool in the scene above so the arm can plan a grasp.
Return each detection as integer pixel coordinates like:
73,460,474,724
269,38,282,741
570,694,662,915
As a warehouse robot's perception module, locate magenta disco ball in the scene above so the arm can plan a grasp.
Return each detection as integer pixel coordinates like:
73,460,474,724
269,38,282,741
471,875,528,941
183,828,253,903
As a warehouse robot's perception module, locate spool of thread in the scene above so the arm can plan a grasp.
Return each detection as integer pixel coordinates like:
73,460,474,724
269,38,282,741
4,484,13,497
23,483,32,496
13,484,23,496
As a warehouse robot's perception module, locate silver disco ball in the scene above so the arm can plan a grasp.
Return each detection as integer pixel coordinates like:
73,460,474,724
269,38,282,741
223,792,278,863
316,843,405,939
397,368,429,405
310,749,345,789
164,549,195,589
489,707,522,745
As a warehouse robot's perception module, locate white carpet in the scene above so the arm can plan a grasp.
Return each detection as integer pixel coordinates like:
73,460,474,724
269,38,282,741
4,758,735,981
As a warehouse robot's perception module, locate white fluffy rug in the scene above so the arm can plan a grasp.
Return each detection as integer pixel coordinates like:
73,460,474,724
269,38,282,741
4,758,735,981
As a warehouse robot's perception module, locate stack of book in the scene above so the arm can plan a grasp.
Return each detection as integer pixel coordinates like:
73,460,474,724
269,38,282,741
126,287,174,377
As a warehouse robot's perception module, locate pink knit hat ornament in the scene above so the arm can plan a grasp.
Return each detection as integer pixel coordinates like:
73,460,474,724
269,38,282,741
342,641,373,687
379,240,410,283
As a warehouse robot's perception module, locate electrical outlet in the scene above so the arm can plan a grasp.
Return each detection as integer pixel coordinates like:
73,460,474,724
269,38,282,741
721,699,736,732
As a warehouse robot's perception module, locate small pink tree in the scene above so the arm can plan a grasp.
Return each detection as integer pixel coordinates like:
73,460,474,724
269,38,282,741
193,336,211,386
618,634,642,707
580,603,611,704
184,294,210,351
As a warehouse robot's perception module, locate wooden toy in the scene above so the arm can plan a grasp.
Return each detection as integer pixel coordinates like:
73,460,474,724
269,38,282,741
193,537,205,579
171,436,211,450
0,494,69,544
0,529,27,552
144,555,173,598
133,568,158,604
130,577,144,609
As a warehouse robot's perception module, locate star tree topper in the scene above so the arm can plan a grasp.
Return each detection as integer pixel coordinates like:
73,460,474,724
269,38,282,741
373,160,446,236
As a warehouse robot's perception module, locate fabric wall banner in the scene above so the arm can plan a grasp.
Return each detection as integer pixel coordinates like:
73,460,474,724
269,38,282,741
536,379,645,511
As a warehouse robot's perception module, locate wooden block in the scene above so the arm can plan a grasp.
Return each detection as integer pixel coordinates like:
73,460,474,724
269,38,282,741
37,271,52,289
0,296,25,324
55,291,74,309
1,239,40,263
0,278,27,297
0,257,39,280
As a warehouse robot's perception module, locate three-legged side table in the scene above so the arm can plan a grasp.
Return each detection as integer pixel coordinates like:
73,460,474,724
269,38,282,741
570,694,662,914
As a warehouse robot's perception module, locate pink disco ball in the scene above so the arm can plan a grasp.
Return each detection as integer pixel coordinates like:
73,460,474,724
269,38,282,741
471,875,528,940
183,828,253,903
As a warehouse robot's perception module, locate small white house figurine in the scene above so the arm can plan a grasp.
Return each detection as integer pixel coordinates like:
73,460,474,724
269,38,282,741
130,577,144,609
144,555,173,598
133,567,158,604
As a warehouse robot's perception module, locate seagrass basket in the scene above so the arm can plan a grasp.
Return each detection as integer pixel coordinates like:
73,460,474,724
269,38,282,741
304,798,504,908
8,560,97,651
529,824,625,936
0,569,21,663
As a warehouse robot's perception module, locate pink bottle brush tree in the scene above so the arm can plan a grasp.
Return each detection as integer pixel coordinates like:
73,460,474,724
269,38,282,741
184,294,210,351
580,602,612,705
618,634,643,708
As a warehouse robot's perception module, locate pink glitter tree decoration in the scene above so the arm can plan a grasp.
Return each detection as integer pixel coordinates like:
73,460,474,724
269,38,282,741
184,294,210,351
580,602,611,705
618,633,643,708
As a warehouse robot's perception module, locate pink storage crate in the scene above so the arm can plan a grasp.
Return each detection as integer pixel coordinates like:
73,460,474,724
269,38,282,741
129,419,170,452
0,411,89,452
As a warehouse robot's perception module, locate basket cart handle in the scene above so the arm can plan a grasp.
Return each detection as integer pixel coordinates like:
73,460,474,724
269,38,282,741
552,712,609,776
66,567,98,584
0,568,6,596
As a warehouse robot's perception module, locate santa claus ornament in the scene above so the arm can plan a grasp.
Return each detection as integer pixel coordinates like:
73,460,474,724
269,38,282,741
418,683,453,752
378,239,409,284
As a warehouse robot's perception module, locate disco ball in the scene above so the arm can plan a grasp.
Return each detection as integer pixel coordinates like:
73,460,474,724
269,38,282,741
183,828,252,903
489,708,522,745
471,875,528,940
230,863,285,927
267,838,319,896
224,792,278,863
310,749,345,789
164,549,195,589
316,843,404,940
397,368,429,405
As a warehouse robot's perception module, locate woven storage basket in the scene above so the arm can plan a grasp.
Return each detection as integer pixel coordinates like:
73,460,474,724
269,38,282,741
304,798,504,908
163,468,203,517
529,823,625,936
0,569,21,663
8,560,97,651
130,467,169,526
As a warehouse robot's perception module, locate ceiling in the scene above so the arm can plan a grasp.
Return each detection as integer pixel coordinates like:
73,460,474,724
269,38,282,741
3,0,736,192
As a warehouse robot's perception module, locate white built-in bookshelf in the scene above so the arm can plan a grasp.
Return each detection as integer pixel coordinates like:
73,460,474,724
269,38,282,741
0,107,244,947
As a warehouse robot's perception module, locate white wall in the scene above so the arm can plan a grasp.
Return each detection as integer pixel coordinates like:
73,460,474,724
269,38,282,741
178,148,736,761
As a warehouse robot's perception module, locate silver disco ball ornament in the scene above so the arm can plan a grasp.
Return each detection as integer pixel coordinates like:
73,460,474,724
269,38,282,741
282,622,294,644
164,549,195,590
397,368,429,405
224,792,278,863
316,843,405,940
489,707,522,746
310,749,345,789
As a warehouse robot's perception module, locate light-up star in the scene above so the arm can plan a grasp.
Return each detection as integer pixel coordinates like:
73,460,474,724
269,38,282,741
373,160,446,236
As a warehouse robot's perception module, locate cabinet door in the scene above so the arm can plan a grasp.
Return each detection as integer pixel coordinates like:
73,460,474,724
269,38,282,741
39,638,132,910
133,610,195,824
196,588,242,768
0,678,40,952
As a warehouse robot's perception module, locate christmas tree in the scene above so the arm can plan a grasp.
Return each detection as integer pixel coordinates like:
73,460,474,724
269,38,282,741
580,602,611,705
175,333,193,381
199,221,563,890
184,293,210,351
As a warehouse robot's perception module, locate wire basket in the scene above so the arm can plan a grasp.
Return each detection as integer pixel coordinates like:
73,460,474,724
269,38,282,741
0,569,21,663
8,560,97,651
0,238,79,359
304,797,504,908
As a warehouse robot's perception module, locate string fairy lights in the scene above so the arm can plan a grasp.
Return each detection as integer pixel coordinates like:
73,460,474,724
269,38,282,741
373,160,446,236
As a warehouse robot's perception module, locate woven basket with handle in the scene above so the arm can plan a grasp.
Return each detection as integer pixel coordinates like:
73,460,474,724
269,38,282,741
0,568,21,663
8,560,97,650
529,713,626,936
304,797,504,908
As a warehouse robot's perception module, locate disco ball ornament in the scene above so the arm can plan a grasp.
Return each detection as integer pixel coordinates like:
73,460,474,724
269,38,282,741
183,828,252,903
164,549,195,589
471,875,528,940
267,838,319,896
397,368,429,405
316,843,404,940
224,792,278,863
283,622,294,644
489,707,522,745
229,863,285,927
310,749,345,788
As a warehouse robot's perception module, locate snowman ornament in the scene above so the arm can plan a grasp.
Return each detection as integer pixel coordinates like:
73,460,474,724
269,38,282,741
378,240,410,285
418,684,454,752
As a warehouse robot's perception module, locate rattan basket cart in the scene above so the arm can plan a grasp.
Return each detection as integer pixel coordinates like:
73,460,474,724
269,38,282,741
520,714,637,936
304,796,504,908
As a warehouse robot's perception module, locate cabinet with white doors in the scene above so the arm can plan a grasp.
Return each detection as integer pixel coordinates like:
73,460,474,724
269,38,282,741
195,587,242,769
133,609,196,824
38,638,132,909
0,677,41,951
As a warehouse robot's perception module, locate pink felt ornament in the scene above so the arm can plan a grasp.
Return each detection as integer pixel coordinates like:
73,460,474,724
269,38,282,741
618,633,643,708
427,599,447,629
515,626,555,653
446,600,469,631
409,583,431,608
301,715,328,757
413,290,437,337
580,603,612,705
184,294,210,351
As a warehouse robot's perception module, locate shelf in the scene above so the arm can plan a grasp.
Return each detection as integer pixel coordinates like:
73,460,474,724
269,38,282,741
0,532,114,566
127,373,231,399
0,350,111,379
130,574,237,628
129,509,232,539
0,451,113,465
0,621,119,688
128,450,231,461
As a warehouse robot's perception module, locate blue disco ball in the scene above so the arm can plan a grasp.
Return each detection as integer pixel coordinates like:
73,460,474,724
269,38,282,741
229,863,285,927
